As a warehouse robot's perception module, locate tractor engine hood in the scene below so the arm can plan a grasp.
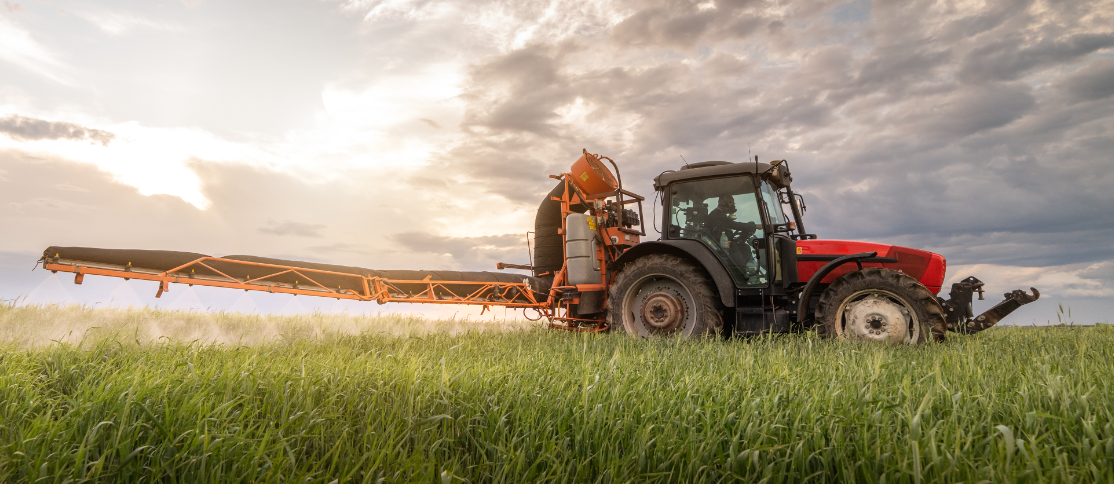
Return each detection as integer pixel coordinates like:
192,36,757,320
796,239,946,294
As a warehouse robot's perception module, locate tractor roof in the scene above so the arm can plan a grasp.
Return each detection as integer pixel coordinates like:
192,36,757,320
654,160,776,190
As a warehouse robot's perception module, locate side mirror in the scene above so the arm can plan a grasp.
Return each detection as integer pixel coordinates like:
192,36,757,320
766,161,792,188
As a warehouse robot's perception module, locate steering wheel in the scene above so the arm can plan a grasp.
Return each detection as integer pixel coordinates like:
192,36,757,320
724,227,754,255
725,225,762,278
725,223,758,248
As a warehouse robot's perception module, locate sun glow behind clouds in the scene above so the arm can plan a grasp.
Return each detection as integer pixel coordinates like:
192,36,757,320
1,0,634,214
0,16,71,85
73,10,182,36
0,57,471,209
0,119,280,209
0,0,481,213
309,62,467,168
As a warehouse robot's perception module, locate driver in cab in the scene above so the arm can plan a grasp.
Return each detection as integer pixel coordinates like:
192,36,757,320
706,195,757,251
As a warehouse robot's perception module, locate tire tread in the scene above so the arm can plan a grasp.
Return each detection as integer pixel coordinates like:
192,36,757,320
607,254,724,337
816,268,946,343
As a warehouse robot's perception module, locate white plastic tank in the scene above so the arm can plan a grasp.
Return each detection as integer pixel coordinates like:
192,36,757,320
565,213,601,285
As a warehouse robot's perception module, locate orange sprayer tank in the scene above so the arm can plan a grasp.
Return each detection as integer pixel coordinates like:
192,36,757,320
570,151,618,197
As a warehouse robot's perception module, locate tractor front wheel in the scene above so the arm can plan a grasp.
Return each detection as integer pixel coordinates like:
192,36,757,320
607,254,723,338
816,268,946,344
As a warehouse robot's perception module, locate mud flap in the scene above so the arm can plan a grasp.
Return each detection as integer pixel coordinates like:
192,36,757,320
940,276,1040,334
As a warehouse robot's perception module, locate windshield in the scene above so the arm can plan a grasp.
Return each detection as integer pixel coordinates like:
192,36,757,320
667,175,768,287
759,181,787,226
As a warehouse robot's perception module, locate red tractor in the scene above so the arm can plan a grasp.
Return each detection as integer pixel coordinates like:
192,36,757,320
40,150,1038,343
529,151,1039,342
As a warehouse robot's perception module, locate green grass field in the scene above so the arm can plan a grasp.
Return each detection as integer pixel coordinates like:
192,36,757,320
1,303,1111,483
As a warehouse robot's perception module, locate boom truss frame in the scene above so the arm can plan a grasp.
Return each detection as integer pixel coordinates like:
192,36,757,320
42,256,543,309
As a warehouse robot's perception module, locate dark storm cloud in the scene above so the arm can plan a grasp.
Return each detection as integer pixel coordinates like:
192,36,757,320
0,116,115,146
463,44,571,136
423,142,553,204
1058,58,1114,102
610,7,717,48
881,227,1114,269
853,44,952,93
958,32,1114,83
445,0,889,193
899,84,1037,140
607,0,832,50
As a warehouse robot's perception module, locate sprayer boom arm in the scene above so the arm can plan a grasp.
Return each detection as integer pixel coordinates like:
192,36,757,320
41,254,543,308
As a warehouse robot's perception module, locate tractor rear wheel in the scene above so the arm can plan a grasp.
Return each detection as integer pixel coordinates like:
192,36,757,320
607,254,723,338
816,268,946,344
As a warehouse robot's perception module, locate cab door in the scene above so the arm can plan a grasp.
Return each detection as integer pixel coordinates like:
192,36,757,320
665,175,770,288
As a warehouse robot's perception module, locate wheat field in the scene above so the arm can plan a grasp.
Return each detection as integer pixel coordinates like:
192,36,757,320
0,303,1111,482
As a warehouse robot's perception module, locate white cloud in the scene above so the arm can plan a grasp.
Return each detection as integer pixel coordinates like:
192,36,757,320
554,97,641,151
74,10,182,36
0,118,279,209
0,56,468,211
0,16,72,84
341,0,454,22
461,0,628,52
947,262,1114,299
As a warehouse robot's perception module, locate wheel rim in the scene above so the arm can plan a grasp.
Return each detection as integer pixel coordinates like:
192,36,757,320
621,274,696,336
834,289,920,344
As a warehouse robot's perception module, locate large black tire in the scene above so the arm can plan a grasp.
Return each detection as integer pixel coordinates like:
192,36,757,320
606,254,724,338
816,268,946,344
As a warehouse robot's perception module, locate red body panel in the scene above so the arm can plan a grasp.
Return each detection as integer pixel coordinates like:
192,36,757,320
796,240,946,294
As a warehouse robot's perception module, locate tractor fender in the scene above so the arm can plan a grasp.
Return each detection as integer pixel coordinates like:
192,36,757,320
795,252,877,323
611,240,735,307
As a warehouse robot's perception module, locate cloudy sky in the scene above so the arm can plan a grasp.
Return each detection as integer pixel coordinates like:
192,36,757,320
1,0,1111,323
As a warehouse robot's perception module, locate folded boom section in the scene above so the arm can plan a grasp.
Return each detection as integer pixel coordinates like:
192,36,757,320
40,247,545,308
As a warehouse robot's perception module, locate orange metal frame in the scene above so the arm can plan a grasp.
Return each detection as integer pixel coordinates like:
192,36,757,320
42,256,543,309
542,157,646,332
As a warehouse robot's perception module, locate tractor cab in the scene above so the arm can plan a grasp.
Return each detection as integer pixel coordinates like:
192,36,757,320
662,163,787,288
655,160,809,294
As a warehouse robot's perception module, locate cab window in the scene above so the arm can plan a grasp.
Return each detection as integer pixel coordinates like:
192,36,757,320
667,176,768,287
